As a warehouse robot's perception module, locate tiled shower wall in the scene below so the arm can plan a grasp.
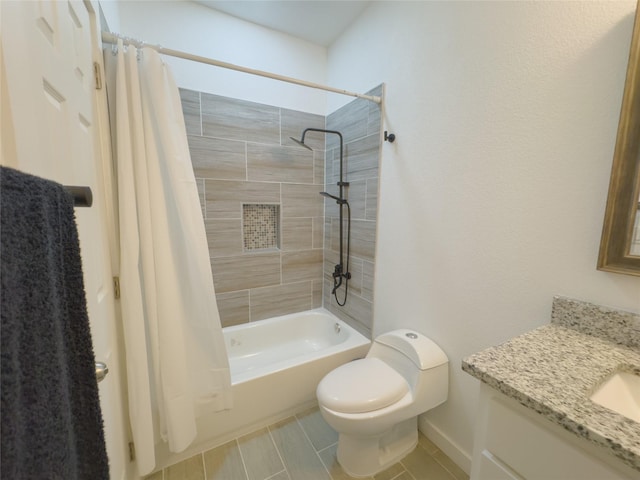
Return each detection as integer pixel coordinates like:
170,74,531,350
179,88,326,326
178,86,382,336
324,86,382,336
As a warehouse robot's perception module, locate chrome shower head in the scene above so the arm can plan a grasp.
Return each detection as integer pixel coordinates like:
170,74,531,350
289,136,313,151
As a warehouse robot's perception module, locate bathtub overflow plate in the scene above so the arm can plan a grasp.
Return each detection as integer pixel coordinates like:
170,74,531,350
406,332,418,339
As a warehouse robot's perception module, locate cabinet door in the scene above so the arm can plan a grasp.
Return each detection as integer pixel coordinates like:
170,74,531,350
474,385,634,480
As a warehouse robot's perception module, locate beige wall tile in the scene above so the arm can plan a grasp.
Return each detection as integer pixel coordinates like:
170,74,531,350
326,98,369,146
205,219,242,257
280,109,325,150
326,293,372,338
250,281,312,321
342,134,379,182
201,93,280,144
197,178,205,219
205,180,280,219
179,88,201,136
211,253,281,293
349,219,377,262
346,180,367,220
282,183,323,218
312,280,323,308
202,441,247,480
216,290,250,327
281,218,313,251
362,261,375,302
282,250,323,283
312,217,324,249
237,428,284,480
365,177,379,221
314,151,325,186
247,143,313,184
188,136,246,180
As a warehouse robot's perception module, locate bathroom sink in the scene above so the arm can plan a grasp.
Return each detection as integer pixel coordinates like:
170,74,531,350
590,370,640,423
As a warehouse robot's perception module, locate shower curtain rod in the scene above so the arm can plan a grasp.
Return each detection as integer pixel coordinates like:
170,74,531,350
101,31,382,104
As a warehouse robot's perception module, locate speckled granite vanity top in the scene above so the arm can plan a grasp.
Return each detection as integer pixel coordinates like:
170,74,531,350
462,296,640,472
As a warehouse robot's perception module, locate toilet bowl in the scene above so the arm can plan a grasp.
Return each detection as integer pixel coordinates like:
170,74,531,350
316,329,448,478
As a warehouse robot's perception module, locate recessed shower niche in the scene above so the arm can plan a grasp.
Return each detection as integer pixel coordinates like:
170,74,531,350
243,203,280,251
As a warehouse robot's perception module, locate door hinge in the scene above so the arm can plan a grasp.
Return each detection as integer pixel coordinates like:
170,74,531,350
113,276,120,299
128,441,135,461
93,62,102,90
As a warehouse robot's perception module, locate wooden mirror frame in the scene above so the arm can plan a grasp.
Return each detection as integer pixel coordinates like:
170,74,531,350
598,4,640,276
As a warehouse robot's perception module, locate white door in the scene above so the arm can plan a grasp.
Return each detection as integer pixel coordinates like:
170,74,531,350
1,1,130,479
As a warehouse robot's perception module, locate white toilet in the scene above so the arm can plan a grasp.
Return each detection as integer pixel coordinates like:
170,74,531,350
316,329,448,478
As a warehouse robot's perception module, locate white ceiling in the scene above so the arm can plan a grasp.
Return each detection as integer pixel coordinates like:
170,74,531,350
194,1,371,47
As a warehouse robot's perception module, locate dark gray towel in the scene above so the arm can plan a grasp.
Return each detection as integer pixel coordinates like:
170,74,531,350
1,167,109,480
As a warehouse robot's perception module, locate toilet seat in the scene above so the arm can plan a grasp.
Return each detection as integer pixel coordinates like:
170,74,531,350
317,358,409,414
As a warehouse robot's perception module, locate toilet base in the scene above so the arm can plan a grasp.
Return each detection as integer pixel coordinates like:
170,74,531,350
336,417,418,478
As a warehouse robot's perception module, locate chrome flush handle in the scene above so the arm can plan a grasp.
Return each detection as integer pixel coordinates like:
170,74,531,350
95,361,109,383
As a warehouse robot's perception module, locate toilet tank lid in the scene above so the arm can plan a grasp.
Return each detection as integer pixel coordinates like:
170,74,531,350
375,329,448,370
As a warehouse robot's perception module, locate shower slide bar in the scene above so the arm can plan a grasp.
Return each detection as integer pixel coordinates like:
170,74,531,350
101,31,382,104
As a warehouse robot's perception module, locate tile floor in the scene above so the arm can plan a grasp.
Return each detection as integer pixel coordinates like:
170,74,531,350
145,407,469,480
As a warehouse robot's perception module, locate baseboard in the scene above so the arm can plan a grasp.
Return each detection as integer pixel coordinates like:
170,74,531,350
418,415,472,475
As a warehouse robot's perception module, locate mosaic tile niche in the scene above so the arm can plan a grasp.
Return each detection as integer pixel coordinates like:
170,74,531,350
243,204,280,251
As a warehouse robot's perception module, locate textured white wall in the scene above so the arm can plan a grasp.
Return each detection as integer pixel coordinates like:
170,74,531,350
106,0,328,114
327,0,640,471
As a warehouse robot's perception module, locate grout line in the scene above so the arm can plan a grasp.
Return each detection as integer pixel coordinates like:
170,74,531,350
198,91,203,136
294,416,335,480
264,468,287,480
200,452,206,480
267,424,289,479
398,460,417,480
315,440,338,455
234,438,251,480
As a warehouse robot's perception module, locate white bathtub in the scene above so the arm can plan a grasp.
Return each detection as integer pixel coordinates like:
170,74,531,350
155,308,370,470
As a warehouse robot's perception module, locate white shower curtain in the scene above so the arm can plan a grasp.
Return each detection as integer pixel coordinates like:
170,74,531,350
104,40,232,475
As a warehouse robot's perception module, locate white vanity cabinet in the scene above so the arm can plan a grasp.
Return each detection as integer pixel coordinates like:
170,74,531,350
470,384,639,480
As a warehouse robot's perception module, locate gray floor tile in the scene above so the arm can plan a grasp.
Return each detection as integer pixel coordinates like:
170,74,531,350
389,473,415,480
296,407,339,452
238,427,285,480
317,443,375,480
166,454,205,480
203,440,248,480
269,417,331,480
401,444,455,480
145,471,164,480
266,471,290,480
373,463,407,480
433,450,469,480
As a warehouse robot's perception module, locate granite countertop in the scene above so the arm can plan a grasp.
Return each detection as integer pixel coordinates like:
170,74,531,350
462,297,640,473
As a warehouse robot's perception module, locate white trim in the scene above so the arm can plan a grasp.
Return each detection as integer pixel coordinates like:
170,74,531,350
418,414,472,476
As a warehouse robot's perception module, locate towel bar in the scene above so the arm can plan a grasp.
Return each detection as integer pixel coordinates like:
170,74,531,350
64,186,93,207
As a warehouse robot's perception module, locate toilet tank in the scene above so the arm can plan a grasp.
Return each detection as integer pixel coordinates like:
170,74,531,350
367,329,448,403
